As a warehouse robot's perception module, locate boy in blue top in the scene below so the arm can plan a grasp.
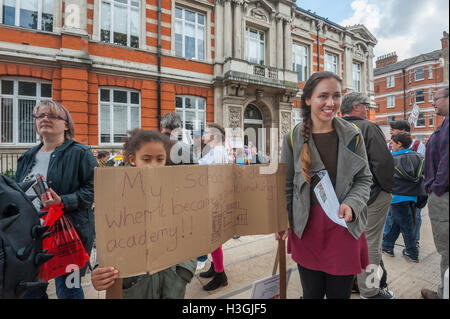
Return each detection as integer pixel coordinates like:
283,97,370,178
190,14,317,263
382,132,426,263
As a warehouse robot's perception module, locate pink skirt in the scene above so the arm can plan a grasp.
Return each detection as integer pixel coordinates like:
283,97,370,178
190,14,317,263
287,205,369,276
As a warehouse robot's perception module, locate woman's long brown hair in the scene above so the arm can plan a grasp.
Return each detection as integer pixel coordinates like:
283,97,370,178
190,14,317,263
299,71,342,184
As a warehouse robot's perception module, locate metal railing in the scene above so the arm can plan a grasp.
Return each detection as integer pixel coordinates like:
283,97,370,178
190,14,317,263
253,65,279,80
0,153,22,178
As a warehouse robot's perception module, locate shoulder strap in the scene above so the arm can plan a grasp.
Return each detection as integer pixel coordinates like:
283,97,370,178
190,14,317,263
290,123,301,150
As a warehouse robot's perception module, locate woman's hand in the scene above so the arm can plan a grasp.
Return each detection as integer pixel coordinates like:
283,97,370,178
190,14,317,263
275,229,289,241
91,267,119,291
339,204,353,223
41,188,62,207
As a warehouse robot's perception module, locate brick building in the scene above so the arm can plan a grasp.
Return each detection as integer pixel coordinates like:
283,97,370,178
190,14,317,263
0,0,377,159
374,31,449,143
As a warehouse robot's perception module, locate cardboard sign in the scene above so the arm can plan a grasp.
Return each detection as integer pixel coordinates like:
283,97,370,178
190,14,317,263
409,104,420,126
250,268,293,299
94,164,288,278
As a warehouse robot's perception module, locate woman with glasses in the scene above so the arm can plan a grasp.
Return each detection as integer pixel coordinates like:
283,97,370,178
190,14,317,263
15,100,98,299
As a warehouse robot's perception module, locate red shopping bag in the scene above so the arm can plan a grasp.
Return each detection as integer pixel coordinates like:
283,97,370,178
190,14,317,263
39,205,90,281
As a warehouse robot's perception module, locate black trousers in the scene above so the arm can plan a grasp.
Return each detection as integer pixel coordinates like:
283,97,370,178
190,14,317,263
297,265,354,299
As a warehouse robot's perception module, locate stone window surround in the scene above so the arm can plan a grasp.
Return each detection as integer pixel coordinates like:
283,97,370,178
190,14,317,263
323,46,342,76
352,60,363,92
0,0,62,33
291,34,313,80
0,76,52,146
98,86,141,146
170,0,213,63
244,17,272,67
92,0,147,50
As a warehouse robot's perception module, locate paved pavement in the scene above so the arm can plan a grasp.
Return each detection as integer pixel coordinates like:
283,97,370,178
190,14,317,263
47,206,443,299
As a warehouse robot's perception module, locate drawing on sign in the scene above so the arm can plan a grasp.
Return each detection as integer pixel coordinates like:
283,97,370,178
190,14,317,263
235,208,248,225
223,211,234,228
211,214,223,243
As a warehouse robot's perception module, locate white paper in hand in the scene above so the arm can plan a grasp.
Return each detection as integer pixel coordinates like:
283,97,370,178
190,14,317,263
313,170,347,228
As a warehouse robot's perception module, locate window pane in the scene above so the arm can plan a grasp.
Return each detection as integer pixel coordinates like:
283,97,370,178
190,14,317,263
197,98,205,110
185,97,194,109
41,0,53,31
416,90,424,103
113,5,127,46
130,8,139,48
259,41,265,65
20,0,38,29
18,82,37,96
131,1,139,7
247,36,258,63
185,23,195,59
417,112,425,126
198,13,205,25
100,104,110,143
185,10,195,23
184,111,195,131
175,34,183,57
175,96,182,108
2,0,16,26
113,90,127,103
1,98,13,143
100,89,110,102
18,99,36,143
41,83,52,98
130,92,139,104
130,107,139,129
113,105,127,143
429,112,434,126
1,80,14,95
173,7,181,18
101,2,111,29
198,39,204,60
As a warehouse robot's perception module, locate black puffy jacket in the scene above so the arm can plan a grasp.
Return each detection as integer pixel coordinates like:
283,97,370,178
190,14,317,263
392,151,426,197
15,140,98,275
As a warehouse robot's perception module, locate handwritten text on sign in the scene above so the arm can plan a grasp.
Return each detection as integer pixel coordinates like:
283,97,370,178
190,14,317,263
94,164,288,278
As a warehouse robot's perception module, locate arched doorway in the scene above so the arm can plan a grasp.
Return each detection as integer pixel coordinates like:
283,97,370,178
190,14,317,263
244,104,265,155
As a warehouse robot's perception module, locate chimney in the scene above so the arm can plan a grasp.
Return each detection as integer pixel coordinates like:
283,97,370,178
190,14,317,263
441,31,449,49
376,52,398,68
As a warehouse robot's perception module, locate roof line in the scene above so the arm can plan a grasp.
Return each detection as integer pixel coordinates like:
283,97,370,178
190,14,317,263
295,6,346,31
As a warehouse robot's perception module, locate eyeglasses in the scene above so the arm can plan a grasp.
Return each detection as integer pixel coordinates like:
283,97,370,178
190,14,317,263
359,102,370,110
433,95,448,103
33,113,66,121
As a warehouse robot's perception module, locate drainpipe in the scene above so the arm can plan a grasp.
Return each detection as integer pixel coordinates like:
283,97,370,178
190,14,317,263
316,21,320,71
402,68,406,119
157,0,162,128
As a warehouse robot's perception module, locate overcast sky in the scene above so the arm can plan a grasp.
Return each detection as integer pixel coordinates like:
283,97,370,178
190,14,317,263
296,0,449,62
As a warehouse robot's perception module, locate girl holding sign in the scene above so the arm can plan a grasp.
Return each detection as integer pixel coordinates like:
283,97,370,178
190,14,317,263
279,71,371,299
91,129,197,298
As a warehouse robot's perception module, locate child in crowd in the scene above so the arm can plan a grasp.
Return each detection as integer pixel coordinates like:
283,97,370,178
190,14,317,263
91,129,197,299
382,132,426,263
198,123,230,291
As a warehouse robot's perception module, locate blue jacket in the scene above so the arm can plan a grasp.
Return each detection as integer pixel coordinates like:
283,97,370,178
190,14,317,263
15,139,98,274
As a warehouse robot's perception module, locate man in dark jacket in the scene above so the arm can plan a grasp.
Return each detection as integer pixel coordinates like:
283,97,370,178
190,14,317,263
342,92,395,299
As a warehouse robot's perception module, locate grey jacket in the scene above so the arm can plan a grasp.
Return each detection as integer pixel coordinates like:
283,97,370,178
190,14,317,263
280,116,372,240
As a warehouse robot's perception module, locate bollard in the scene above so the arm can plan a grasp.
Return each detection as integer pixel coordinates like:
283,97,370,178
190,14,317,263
444,268,449,299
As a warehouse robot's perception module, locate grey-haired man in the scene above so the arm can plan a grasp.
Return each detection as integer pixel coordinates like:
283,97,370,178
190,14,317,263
160,112,195,164
342,92,395,299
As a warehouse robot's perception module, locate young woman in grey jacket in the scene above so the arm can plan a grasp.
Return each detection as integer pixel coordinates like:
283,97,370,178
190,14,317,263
279,71,372,299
